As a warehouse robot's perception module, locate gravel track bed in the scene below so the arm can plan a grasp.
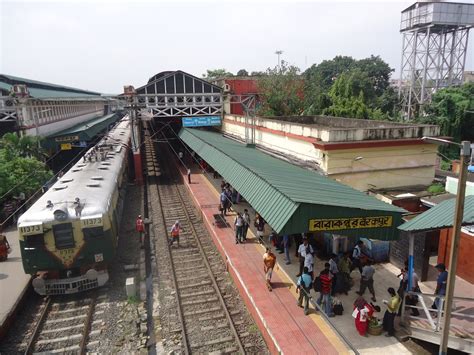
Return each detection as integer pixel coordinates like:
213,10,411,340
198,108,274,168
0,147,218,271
148,140,268,354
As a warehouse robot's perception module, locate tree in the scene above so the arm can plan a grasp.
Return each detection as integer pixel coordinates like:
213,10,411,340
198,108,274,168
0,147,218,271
250,71,266,77
237,69,249,76
202,69,233,81
417,82,474,157
257,61,305,116
355,55,394,96
0,133,47,161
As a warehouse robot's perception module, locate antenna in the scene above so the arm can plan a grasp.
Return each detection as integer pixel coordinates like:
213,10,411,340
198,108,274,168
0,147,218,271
275,50,283,72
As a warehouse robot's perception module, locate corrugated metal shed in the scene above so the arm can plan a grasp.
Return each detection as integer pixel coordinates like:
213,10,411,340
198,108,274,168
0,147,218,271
0,74,102,98
180,128,405,239
399,195,474,232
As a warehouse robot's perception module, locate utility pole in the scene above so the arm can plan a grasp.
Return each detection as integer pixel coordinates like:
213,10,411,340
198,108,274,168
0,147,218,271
439,140,471,354
275,50,283,72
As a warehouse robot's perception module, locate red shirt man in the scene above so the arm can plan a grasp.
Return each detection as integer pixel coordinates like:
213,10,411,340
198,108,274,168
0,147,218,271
136,215,145,246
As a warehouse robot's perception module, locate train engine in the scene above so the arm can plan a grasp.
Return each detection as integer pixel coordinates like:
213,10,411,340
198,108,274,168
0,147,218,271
17,116,131,295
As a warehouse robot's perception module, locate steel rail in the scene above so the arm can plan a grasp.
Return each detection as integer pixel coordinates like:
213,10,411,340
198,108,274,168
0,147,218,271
160,133,245,354
79,292,97,354
24,296,52,355
146,125,190,355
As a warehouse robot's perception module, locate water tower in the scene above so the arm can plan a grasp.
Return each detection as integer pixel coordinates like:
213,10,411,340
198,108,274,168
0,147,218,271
398,1,474,119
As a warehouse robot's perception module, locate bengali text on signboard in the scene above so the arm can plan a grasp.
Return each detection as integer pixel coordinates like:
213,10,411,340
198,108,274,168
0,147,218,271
309,216,393,232
182,116,221,127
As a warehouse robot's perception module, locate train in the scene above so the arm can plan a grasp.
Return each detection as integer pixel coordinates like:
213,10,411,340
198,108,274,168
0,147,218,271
17,115,131,295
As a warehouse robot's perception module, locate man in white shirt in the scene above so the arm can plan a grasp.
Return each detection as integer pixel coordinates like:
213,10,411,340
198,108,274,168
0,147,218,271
297,236,314,277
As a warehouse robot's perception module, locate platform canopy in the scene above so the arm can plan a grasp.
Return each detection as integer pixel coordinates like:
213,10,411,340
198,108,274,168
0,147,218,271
44,113,120,149
179,128,406,240
399,195,474,233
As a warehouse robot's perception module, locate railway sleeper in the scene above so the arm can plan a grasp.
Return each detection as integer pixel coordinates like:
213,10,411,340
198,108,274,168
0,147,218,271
181,296,218,306
49,305,90,315
36,333,82,345
190,335,234,349
181,289,215,298
45,314,87,324
40,323,83,334
208,346,239,355
183,306,221,317
201,322,229,331
35,344,80,354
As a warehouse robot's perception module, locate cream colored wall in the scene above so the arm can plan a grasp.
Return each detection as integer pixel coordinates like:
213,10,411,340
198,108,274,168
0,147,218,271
222,117,438,191
223,119,323,166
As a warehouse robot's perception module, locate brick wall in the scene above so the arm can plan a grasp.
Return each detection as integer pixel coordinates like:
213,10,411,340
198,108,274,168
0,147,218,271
438,228,474,284
390,231,428,280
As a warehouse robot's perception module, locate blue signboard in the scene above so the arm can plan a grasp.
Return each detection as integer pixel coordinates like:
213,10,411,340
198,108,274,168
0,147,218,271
182,116,221,127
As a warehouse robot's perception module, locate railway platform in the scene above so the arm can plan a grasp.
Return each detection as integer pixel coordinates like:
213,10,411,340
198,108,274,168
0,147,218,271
177,162,474,354
177,165,351,354
0,227,31,340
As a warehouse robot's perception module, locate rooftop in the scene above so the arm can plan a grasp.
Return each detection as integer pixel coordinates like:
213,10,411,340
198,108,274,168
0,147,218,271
0,74,102,99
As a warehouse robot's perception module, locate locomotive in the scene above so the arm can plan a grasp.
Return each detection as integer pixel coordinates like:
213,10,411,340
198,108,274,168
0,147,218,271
17,115,131,295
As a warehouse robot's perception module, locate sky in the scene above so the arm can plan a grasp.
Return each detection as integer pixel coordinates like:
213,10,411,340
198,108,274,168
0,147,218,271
1,0,473,94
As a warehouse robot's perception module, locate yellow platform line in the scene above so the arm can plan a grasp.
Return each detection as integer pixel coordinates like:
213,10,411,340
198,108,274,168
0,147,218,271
201,174,351,354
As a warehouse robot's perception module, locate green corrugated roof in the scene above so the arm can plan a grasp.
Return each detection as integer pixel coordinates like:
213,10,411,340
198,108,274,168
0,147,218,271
399,195,474,232
0,74,102,98
50,113,119,139
180,128,405,237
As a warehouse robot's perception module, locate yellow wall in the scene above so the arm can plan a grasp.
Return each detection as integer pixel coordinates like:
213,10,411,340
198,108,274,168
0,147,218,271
222,118,438,191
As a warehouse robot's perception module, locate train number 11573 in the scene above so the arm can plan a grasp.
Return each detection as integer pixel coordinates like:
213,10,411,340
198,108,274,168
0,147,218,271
19,224,43,236
81,217,103,227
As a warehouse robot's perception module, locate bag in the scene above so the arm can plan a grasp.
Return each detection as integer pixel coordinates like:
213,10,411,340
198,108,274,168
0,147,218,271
333,303,344,315
313,276,322,292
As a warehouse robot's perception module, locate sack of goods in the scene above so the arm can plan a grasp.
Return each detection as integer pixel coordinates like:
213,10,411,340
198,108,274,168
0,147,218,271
332,298,344,315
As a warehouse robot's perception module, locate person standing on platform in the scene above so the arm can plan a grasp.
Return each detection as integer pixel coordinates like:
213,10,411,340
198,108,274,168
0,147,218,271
338,252,352,294
297,267,312,315
135,215,145,248
263,247,276,291
254,213,265,244
432,263,448,310
220,189,228,216
297,236,314,277
294,233,303,258
382,287,401,337
169,220,181,248
329,253,339,295
353,297,380,337
242,209,250,241
283,234,291,265
234,212,244,244
187,168,191,184
351,240,365,274
225,186,233,213
357,260,377,302
304,247,314,278
317,263,335,317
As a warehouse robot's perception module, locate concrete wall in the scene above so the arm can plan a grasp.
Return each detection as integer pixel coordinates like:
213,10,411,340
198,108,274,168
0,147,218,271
222,115,438,191
446,176,474,196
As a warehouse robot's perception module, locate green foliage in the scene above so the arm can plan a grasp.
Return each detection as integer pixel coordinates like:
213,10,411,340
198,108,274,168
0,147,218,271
236,69,249,76
202,69,233,81
303,55,396,119
417,82,474,144
257,61,305,116
427,183,445,194
0,133,52,203
127,295,140,304
439,160,452,171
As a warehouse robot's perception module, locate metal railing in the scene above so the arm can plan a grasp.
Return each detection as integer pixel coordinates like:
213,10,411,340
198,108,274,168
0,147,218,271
401,291,474,335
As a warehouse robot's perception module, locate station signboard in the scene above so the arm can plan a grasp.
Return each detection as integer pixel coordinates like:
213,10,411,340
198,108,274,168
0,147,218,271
182,116,221,127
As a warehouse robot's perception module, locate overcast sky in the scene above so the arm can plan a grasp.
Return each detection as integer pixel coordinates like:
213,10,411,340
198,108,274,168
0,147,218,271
1,0,473,93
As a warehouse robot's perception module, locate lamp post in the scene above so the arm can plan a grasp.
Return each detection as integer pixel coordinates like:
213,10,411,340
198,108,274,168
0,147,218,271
422,137,471,355
275,50,283,72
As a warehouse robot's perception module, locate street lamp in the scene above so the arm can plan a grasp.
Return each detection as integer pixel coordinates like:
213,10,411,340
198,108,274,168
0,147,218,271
422,136,471,355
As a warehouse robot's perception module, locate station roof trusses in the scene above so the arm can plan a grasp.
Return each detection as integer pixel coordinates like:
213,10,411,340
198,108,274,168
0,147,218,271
136,70,222,118
179,128,405,240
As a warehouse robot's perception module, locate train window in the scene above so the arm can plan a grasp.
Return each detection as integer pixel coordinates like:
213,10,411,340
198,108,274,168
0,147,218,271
25,234,45,248
53,223,75,249
84,227,104,240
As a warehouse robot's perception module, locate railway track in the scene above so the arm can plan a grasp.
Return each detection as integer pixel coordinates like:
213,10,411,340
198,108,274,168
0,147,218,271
144,123,263,353
23,291,109,354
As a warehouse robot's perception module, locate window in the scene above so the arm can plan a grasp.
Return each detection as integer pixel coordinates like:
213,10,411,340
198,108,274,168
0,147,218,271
25,234,45,248
83,227,104,241
53,223,75,249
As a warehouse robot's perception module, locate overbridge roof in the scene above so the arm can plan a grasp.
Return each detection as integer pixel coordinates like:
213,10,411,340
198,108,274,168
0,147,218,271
0,74,102,99
399,195,474,233
179,128,405,239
